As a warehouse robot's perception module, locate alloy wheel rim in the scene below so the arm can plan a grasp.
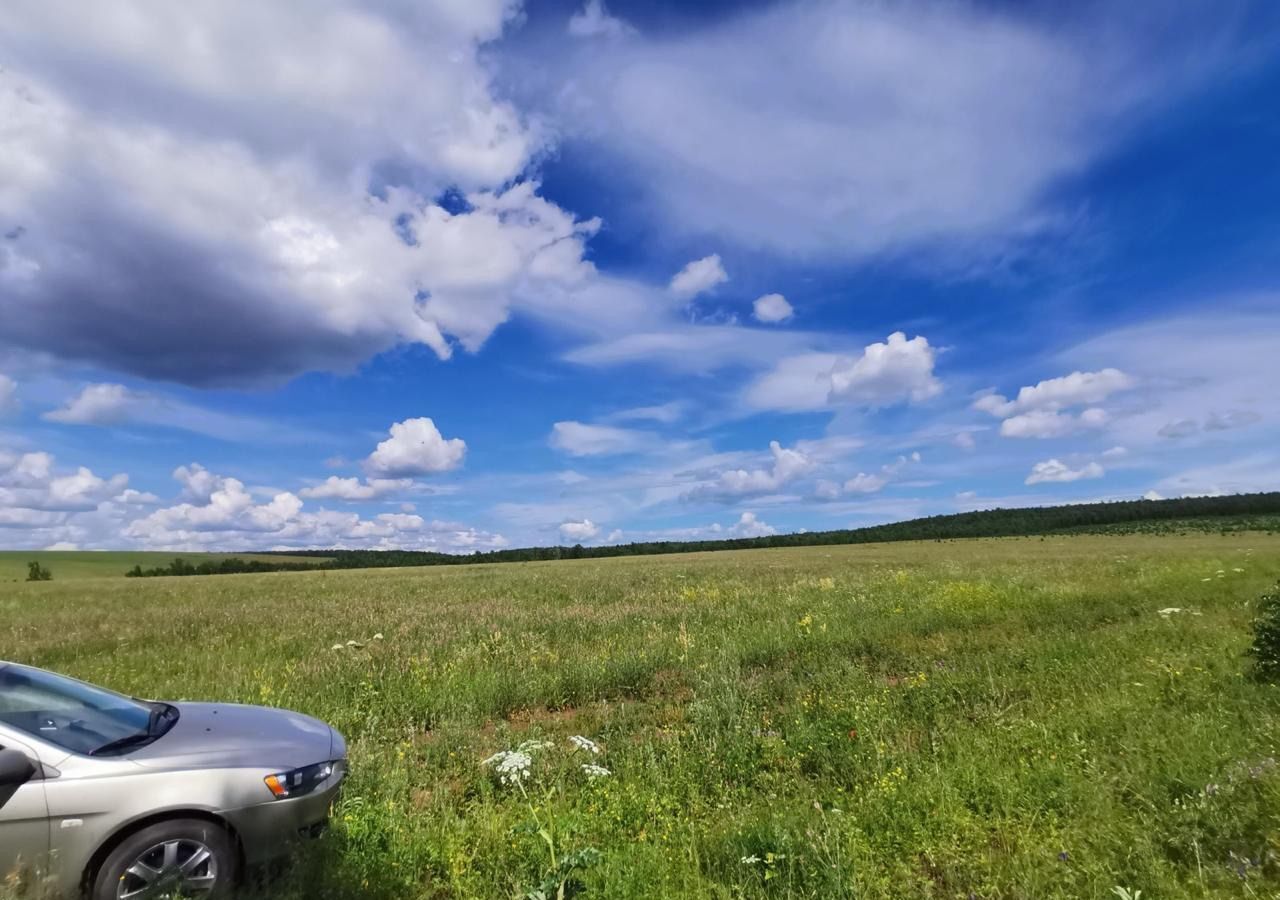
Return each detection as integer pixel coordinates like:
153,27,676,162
116,838,218,900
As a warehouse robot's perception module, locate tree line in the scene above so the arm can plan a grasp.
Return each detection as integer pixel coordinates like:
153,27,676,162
121,491,1280,578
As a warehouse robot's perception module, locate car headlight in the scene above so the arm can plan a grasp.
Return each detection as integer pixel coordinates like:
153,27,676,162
263,760,341,799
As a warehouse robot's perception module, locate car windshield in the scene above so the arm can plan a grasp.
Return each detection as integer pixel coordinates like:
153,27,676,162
0,664,156,755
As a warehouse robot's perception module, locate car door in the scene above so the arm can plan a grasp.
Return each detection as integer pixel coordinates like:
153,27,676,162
0,732,50,884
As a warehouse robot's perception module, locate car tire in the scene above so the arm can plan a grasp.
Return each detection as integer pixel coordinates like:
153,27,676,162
91,818,238,900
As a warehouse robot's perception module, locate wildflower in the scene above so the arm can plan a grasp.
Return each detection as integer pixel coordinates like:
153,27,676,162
1058,850,1070,862
1158,607,1184,617
1232,568,1245,573
581,764,611,779
373,632,384,640
346,639,363,648
741,855,761,865
516,739,555,754
482,750,532,785
569,735,601,755
330,643,344,651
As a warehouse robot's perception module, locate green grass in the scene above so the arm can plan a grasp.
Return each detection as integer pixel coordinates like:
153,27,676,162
4,534,1280,898
0,551,326,582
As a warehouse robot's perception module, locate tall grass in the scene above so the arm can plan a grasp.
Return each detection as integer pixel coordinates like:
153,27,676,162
4,534,1279,898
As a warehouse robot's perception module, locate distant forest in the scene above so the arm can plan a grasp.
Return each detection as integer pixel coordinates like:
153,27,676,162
123,491,1280,578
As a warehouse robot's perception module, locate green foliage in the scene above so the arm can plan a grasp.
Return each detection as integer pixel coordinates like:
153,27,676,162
1248,582,1280,681
125,557,320,577
7,533,1280,898
24,561,51,582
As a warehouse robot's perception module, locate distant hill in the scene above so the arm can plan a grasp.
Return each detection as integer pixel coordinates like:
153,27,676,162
111,491,1280,577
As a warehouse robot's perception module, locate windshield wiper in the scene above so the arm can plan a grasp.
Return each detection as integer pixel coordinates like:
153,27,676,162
89,731,156,756
89,704,178,757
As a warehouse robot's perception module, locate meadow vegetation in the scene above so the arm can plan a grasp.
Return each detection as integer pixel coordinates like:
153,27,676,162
4,534,1280,898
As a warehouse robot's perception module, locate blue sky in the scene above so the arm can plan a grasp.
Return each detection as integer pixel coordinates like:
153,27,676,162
1,0,1278,552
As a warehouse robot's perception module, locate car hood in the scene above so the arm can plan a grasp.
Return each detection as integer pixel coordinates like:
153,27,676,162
128,702,337,770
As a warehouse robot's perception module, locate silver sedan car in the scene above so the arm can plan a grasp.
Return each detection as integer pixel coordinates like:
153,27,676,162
0,661,346,899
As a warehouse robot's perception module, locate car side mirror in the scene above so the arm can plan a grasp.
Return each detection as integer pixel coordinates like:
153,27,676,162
0,748,36,786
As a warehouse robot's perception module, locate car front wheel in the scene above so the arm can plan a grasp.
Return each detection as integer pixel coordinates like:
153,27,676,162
92,818,238,900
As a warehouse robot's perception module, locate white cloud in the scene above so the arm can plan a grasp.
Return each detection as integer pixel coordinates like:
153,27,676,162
43,383,135,425
300,476,412,502
114,488,159,505
1025,458,1105,485
125,465,504,552
40,382,324,442
839,452,921,496
999,407,1108,439
844,472,888,494
743,353,841,413
605,402,684,425
829,333,941,407
1056,304,1279,449
953,431,977,450
669,254,728,299
0,4,609,386
549,421,652,457
365,418,466,477
975,369,1134,419
1101,446,1128,459
0,450,128,513
1143,490,1164,501
728,511,776,538
528,2,1209,261
568,0,634,40
692,440,811,500
752,293,793,324
0,374,18,414
559,518,601,542
1153,454,1280,497
173,463,229,503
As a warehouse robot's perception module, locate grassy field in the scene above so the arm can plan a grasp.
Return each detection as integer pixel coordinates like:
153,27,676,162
0,550,325,582
4,534,1280,899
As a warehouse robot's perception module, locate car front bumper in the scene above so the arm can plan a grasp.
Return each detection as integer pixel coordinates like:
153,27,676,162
219,760,346,865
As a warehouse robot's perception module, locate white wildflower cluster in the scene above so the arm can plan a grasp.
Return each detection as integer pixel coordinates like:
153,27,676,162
569,735,601,755
482,750,533,785
482,735,611,788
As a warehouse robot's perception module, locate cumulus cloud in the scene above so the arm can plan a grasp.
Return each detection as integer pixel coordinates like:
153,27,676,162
752,293,793,324
0,374,18,414
728,511,776,538
0,3,606,386
549,421,653,456
999,407,1109,439
1025,458,1105,485
299,476,412,502
0,450,128,513
975,369,1131,439
691,440,811,500
975,369,1134,419
828,333,941,407
568,0,634,40
559,518,601,542
125,464,504,552
365,418,466,477
669,254,728,299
